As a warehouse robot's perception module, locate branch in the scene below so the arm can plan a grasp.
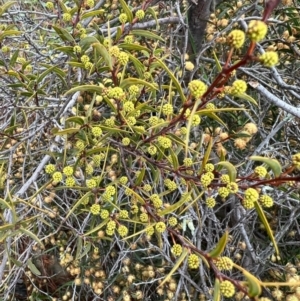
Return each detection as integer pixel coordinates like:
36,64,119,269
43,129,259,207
248,81,300,119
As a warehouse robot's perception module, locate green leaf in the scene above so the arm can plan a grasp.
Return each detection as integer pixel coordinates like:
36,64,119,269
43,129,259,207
254,201,279,255
217,161,237,182
201,135,214,172
146,7,159,29
135,167,145,186
213,279,221,301
119,43,150,53
65,192,93,222
158,191,194,216
0,29,22,42
249,156,282,178
243,269,262,297
235,92,258,106
155,58,186,102
120,78,158,91
81,9,105,20
52,25,75,43
131,29,164,42
65,85,103,95
84,218,110,236
212,50,222,72
159,248,189,287
19,227,44,247
58,0,69,13
128,53,145,78
80,36,100,52
92,42,113,70
65,116,85,126
119,0,133,22
0,1,17,16
209,231,228,258
27,258,41,276
54,128,79,136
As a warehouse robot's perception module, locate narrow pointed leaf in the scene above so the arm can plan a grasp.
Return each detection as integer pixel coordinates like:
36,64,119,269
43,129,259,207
120,78,158,91
119,0,133,22
159,248,189,287
209,231,228,258
131,29,164,42
243,269,262,297
249,156,282,178
217,161,237,182
235,92,258,106
213,279,221,301
254,201,279,255
92,42,112,70
0,1,17,16
27,259,41,276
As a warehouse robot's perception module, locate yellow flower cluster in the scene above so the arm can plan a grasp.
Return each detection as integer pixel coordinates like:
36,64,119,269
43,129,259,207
171,244,182,256
227,29,245,49
108,87,125,100
45,1,54,9
124,35,134,44
109,46,120,57
206,197,216,208
259,51,279,67
188,80,207,99
127,116,136,126
157,136,172,149
85,164,94,175
119,209,129,219
220,174,230,184
254,166,267,178
201,173,213,187
148,145,157,155
150,194,163,208
117,52,129,65
52,171,63,183
188,254,200,269
155,221,166,233
292,153,300,169
128,85,139,96
168,216,178,227
86,179,97,188
143,184,152,192
244,188,259,202
227,182,239,193
65,177,75,187
73,45,81,53
259,195,274,208
45,164,56,174
140,213,148,222
119,13,128,24
229,79,247,95
91,126,102,137
119,176,128,185
162,103,174,115
80,55,90,64
76,140,85,151
247,20,268,42
190,114,201,126
92,154,103,166
117,225,128,237
164,179,177,191
220,280,235,298
218,187,230,198
86,0,94,8
183,158,193,167
122,137,130,146
90,204,101,215
63,166,73,176
135,9,145,20
204,163,214,172
62,13,72,22
100,209,109,219
106,220,116,236
123,101,135,112
214,256,233,270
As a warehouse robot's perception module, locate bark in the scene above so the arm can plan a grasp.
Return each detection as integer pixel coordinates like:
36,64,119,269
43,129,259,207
187,0,218,56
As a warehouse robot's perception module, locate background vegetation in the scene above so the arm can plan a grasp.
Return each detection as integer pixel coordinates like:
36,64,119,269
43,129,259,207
1,0,300,300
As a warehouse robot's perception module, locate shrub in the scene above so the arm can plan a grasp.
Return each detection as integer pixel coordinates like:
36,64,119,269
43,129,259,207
1,0,300,300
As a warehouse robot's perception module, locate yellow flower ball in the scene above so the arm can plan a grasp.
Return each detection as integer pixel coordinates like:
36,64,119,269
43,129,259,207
247,20,268,42
220,280,235,298
227,29,245,48
259,51,279,67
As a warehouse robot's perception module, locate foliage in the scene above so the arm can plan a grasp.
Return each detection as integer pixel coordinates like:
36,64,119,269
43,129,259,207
1,0,300,301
